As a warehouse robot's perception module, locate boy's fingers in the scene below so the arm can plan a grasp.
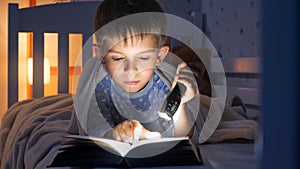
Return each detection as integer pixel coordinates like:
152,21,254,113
144,132,161,140
178,69,194,76
122,119,142,143
130,119,141,127
114,120,160,142
120,134,133,144
176,62,188,74
124,126,133,138
117,127,133,144
129,120,142,138
140,127,161,140
171,75,179,90
112,130,121,142
176,77,199,103
177,75,197,90
172,62,189,89
113,120,136,143
174,63,199,103
119,135,130,143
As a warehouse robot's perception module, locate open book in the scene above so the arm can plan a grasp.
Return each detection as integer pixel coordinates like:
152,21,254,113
49,135,203,168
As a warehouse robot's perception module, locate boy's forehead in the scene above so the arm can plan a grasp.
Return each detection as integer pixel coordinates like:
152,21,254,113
113,35,158,48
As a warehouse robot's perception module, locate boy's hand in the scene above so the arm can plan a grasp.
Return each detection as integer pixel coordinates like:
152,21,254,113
112,119,161,143
172,62,199,103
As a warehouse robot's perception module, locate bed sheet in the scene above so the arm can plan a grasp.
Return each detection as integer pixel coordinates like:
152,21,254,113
49,142,258,169
0,94,258,169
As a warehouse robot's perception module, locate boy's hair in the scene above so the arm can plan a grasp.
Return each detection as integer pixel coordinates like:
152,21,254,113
94,0,168,49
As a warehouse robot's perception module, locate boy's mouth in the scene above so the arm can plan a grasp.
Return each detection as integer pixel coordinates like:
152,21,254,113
124,80,140,85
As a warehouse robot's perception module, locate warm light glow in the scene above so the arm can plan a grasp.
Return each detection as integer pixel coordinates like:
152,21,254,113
27,58,51,85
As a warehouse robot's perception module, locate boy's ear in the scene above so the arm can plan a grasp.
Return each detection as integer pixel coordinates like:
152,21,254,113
93,44,106,65
155,46,169,66
93,44,101,57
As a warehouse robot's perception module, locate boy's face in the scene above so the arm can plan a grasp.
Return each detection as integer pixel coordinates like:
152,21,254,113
101,36,169,93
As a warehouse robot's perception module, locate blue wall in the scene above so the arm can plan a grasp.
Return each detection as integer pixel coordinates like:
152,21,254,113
202,0,261,58
159,0,261,58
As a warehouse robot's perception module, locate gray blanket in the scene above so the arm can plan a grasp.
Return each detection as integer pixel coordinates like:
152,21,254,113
0,94,78,169
197,95,258,143
0,94,258,169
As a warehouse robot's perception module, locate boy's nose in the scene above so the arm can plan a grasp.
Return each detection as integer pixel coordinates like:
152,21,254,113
124,61,138,75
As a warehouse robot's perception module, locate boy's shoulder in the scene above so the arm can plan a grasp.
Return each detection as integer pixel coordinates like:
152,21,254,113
158,60,177,72
94,63,109,84
155,61,177,88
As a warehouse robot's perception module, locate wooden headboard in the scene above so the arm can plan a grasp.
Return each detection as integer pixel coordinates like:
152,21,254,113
210,57,261,118
8,2,101,107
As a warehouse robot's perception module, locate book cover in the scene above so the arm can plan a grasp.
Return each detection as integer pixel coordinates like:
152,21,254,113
48,135,203,168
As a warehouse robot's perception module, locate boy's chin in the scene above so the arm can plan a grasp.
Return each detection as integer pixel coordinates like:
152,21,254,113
120,85,145,93
123,87,141,93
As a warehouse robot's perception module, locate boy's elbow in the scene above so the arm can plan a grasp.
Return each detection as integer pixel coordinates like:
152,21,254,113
174,126,194,137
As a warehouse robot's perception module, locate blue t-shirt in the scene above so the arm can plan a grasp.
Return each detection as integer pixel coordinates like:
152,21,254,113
93,72,174,137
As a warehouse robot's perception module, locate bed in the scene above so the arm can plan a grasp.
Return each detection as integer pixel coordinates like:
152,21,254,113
1,1,259,169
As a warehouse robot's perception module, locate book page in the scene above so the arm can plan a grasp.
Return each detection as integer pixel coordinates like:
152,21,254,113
131,137,188,148
65,135,131,156
65,135,188,157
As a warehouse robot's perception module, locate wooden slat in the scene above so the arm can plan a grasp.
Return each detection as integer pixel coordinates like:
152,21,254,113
8,4,19,107
58,33,69,93
32,33,44,98
50,66,81,76
18,2,99,34
7,2,101,107
82,34,93,69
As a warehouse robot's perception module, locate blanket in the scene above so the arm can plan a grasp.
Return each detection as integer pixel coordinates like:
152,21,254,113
0,94,77,169
0,94,258,169
197,95,258,143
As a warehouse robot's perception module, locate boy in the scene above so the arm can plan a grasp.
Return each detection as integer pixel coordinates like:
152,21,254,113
79,0,199,144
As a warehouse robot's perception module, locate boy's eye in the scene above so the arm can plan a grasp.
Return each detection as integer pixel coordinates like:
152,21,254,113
137,55,150,60
112,56,124,61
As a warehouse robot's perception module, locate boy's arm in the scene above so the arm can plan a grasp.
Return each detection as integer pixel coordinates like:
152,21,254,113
87,93,115,138
87,109,113,138
173,103,195,137
172,62,199,138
